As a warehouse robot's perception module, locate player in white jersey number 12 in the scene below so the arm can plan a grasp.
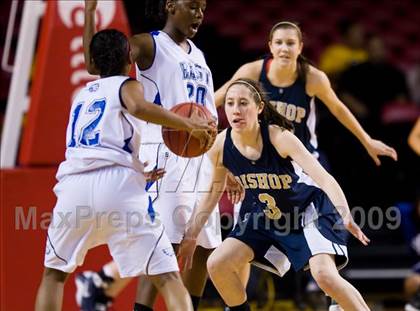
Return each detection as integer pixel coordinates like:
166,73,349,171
78,1,224,311
34,29,215,311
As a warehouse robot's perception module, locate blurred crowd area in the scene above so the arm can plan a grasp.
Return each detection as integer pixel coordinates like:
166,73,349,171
122,0,420,212
0,0,419,309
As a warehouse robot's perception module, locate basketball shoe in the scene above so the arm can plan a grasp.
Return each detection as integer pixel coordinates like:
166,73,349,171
75,271,113,311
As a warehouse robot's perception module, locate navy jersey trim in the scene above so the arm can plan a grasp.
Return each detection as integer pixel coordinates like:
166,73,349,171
259,57,271,86
261,56,308,93
47,233,68,265
223,123,274,167
145,225,165,275
147,143,170,204
186,39,192,54
119,77,136,109
223,127,263,165
137,31,159,71
120,112,134,154
139,74,162,107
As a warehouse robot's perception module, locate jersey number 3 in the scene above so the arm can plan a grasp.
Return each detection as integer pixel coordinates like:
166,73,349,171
68,99,106,147
258,193,282,220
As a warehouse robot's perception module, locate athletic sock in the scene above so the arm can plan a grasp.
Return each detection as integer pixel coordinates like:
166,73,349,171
190,295,201,311
98,268,115,284
133,303,153,311
228,301,251,311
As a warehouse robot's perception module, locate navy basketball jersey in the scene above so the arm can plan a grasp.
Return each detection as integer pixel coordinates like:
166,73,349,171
259,57,317,154
223,123,322,224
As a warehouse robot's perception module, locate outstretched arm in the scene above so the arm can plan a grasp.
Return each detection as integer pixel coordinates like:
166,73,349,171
271,128,370,246
178,135,228,269
214,60,262,107
310,69,397,165
84,0,154,73
84,0,99,75
121,80,216,146
408,118,420,156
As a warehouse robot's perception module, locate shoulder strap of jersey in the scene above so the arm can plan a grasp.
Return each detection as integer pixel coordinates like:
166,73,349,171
259,56,272,85
222,127,233,165
260,121,271,146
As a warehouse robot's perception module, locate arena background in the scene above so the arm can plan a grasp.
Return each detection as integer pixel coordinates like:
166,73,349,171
0,0,419,310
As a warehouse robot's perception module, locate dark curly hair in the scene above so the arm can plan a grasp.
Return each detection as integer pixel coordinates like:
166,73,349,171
90,29,130,77
225,78,294,131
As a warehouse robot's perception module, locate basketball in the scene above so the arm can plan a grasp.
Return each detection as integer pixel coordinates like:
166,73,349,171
162,102,216,158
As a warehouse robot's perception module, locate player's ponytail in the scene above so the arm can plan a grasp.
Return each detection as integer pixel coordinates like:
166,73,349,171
296,54,310,84
261,97,294,132
227,79,294,132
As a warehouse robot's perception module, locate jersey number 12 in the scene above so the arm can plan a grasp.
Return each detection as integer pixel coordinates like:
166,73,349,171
68,99,106,147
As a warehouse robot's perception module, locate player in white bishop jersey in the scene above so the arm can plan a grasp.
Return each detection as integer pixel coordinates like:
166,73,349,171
35,29,216,311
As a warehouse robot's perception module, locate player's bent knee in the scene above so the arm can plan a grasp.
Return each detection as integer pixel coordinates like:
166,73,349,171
150,271,183,290
207,252,230,278
43,267,69,283
206,257,217,277
137,275,156,292
311,268,336,292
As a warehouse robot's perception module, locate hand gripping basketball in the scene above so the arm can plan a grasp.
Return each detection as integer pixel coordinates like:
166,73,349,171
162,102,217,157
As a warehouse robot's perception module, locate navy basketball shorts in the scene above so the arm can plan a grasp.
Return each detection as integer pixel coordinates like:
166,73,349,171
229,193,349,276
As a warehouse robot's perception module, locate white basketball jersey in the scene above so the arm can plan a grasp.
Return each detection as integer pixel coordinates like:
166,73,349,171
56,76,143,180
136,31,216,144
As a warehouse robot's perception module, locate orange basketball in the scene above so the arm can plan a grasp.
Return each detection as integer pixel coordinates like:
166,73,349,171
162,102,216,158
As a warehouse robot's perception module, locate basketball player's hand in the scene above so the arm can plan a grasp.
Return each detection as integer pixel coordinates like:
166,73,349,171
144,168,165,182
365,138,398,166
189,110,217,150
177,234,197,270
344,217,370,246
84,0,97,12
226,172,245,204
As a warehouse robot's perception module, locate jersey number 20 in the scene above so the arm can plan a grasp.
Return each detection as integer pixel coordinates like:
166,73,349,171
187,82,207,105
68,99,106,147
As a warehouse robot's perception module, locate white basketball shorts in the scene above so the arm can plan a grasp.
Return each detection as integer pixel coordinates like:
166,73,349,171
44,165,179,277
140,143,222,248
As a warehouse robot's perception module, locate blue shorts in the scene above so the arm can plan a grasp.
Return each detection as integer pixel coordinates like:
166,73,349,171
229,193,349,276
